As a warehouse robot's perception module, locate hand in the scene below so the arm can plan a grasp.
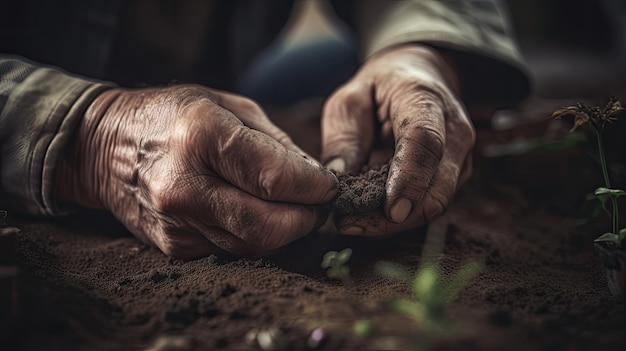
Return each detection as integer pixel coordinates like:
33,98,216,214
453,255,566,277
57,85,338,259
321,44,475,235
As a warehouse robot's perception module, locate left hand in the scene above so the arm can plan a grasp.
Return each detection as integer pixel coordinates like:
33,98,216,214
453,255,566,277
321,44,475,235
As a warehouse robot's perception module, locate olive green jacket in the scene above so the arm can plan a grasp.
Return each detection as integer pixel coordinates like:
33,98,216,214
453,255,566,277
0,0,529,216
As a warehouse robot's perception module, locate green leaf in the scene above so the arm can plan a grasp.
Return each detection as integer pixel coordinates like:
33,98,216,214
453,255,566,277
413,265,438,299
619,228,626,243
335,248,353,265
321,251,337,269
595,187,612,206
593,187,625,217
594,232,620,246
327,266,350,280
595,188,626,202
374,261,411,282
390,298,424,322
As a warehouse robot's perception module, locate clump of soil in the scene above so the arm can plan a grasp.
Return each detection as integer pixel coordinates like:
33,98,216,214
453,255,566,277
332,164,389,216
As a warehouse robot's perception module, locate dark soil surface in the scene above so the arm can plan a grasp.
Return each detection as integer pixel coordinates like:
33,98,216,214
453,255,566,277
3,99,626,351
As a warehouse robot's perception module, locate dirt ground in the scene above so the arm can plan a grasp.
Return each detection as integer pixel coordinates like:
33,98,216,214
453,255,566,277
3,98,626,351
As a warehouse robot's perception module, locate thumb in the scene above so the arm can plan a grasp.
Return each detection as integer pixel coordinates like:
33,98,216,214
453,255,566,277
321,82,375,173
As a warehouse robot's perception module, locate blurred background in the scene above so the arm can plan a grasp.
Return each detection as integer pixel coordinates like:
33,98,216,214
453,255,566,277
268,0,626,99
507,0,626,98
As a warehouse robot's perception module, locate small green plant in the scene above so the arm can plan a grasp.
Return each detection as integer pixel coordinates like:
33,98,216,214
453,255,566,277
552,97,626,247
375,259,482,329
353,319,375,338
321,248,352,281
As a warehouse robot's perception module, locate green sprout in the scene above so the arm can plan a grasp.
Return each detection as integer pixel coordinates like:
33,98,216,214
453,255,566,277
552,97,625,247
321,248,352,281
375,259,482,329
353,319,375,338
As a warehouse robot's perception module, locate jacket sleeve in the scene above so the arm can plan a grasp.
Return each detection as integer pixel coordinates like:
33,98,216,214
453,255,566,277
331,0,531,108
0,55,113,216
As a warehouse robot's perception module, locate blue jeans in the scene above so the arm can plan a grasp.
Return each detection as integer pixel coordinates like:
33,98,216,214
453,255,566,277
237,35,358,105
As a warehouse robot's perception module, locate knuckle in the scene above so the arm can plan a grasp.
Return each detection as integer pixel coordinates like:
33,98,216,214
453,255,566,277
146,176,180,214
324,85,366,116
423,194,447,222
399,80,446,106
423,191,449,222
257,159,288,199
238,97,265,118
338,90,364,109
409,125,445,161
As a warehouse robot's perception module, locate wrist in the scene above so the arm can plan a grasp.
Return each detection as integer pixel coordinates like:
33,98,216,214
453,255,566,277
371,43,462,97
56,88,124,210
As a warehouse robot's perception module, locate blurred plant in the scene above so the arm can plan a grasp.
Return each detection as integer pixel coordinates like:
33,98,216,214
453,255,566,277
321,248,352,281
375,259,482,329
353,319,375,338
552,97,626,247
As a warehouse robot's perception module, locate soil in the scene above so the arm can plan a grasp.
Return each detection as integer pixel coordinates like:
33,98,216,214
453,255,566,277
332,165,389,217
3,100,626,351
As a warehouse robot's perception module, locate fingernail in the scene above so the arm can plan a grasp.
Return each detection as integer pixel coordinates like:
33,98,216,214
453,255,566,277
326,158,345,173
390,198,412,223
340,225,364,235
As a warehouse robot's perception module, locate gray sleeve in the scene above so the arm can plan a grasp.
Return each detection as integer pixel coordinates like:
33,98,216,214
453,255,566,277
0,55,113,216
331,0,531,107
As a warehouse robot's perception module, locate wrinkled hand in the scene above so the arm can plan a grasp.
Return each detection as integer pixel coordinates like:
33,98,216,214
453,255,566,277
321,44,475,235
57,85,338,259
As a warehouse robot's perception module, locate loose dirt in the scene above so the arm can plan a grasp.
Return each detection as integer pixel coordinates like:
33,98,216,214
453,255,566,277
4,106,626,350
332,165,388,217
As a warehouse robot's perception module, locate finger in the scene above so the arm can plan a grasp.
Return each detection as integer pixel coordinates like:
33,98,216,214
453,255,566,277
321,81,376,173
164,226,267,258
385,89,447,224
170,176,324,253
183,103,338,204
154,226,223,260
211,90,311,158
141,188,277,258
336,151,460,236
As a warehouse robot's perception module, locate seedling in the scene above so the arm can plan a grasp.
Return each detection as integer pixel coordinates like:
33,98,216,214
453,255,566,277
552,97,626,247
375,259,482,329
353,319,375,338
321,248,352,281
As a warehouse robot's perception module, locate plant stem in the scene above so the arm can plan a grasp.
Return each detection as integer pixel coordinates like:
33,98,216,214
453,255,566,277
591,125,619,234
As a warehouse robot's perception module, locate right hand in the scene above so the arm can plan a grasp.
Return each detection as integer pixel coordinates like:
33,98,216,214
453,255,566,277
56,85,338,259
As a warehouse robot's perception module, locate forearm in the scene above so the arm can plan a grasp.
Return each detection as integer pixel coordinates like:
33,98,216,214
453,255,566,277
0,55,113,216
